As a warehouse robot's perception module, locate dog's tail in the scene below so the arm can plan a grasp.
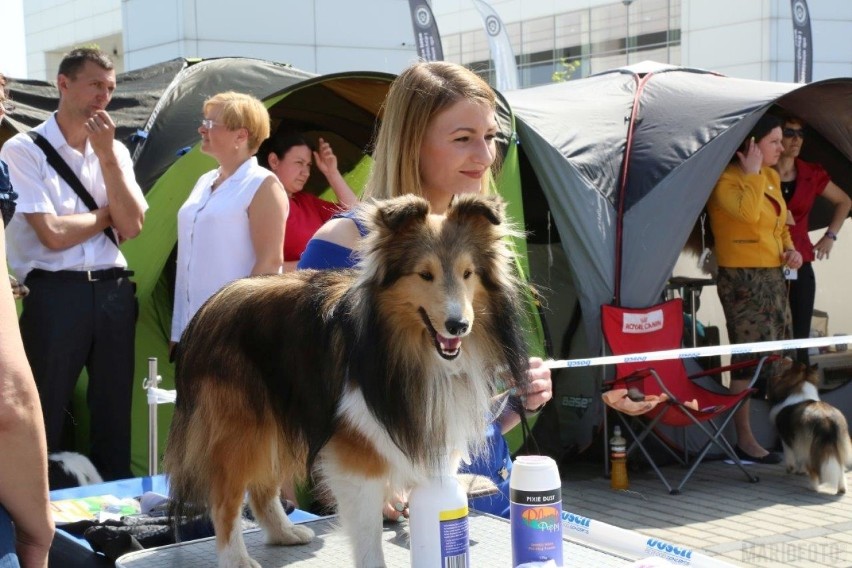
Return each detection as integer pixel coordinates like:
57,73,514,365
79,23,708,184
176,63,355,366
810,411,850,493
818,455,846,494
162,396,210,539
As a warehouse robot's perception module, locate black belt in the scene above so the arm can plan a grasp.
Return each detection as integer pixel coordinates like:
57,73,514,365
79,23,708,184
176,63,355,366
27,268,134,282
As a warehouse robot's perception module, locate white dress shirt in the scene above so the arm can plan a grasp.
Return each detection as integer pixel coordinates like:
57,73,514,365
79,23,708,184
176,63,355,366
171,157,274,342
0,113,147,280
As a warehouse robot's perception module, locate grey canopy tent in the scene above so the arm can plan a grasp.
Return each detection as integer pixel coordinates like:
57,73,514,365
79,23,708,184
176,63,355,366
0,58,188,147
507,61,852,455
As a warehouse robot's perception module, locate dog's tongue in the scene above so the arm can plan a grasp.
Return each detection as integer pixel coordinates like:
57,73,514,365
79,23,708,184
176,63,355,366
437,334,461,353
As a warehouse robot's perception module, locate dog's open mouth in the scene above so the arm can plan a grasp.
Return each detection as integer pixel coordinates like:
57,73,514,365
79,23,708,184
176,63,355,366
419,308,462,360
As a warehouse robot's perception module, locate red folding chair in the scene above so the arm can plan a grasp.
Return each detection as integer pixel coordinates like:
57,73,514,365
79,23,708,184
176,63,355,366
601,298,775,495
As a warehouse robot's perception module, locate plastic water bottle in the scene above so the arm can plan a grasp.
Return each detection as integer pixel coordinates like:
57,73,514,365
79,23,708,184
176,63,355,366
510,455,564,567
408,473,469,568
610,426,629,490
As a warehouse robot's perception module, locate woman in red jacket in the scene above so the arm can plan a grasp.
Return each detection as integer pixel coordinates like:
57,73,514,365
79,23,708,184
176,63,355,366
775,114,851,364
261,132,359,270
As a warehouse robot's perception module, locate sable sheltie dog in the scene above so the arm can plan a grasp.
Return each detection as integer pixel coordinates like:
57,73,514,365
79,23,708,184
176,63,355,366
768,361,852,494
163,194,530,567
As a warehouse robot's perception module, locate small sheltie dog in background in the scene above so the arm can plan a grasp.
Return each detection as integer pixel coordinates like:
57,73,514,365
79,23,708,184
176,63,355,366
768,361,852,494
48,452,103,489
163,194,530,567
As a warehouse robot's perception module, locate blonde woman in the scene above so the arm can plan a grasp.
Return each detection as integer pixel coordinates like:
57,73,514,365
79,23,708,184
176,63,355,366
298,61,551,519
171,92,287,344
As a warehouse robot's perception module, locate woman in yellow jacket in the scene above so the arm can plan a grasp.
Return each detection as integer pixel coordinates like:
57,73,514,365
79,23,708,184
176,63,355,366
707,113,802,464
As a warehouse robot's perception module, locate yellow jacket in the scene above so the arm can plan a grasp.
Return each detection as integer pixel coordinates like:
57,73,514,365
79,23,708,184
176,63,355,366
707,164,793,268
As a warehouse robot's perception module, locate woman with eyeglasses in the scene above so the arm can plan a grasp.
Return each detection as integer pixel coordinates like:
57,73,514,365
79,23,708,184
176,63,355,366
171,92,287,349
259,131,358,271
775,114,851,364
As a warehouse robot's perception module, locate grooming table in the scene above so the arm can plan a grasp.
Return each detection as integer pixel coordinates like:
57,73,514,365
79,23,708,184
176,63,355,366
115,511,635,567
49,475,317,566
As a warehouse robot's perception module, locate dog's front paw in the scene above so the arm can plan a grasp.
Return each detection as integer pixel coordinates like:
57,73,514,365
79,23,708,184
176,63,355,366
218,551,261,568
267,524,314,546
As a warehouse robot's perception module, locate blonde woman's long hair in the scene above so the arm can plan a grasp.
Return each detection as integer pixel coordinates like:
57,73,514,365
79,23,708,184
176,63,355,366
364,61,500,201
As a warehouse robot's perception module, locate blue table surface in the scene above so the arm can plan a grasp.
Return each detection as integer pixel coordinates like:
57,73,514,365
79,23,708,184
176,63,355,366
50,475,318,553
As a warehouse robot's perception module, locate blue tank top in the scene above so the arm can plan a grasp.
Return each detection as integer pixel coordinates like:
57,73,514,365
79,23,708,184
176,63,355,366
297,209,367,270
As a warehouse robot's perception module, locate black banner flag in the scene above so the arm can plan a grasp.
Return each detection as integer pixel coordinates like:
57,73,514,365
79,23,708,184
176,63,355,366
790,0,813,83
408,0,444,61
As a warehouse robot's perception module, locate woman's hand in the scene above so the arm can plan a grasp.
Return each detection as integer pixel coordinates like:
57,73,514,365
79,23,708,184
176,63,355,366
519,357,553,413
783,249,803,269
736,137,763,175
313,138,339,179
813,235,835,260
382,494,409,522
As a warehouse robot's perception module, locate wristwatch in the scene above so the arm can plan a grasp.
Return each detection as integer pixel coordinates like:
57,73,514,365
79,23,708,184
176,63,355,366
825,230,838,241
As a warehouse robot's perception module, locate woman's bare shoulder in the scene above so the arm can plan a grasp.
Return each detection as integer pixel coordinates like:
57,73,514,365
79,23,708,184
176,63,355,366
311,216,362,249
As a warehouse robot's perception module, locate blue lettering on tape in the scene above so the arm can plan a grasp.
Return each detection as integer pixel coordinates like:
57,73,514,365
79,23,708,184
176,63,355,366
645,538,693,565
561,511,591,535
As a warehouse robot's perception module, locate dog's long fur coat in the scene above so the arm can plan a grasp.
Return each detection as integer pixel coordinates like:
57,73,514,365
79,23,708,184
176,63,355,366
163,194,530,567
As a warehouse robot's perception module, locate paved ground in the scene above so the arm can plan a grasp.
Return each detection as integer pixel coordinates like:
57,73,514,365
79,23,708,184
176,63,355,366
560,459,852,567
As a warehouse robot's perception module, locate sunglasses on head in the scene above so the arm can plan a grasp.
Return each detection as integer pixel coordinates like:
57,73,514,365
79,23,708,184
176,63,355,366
783,127,805,139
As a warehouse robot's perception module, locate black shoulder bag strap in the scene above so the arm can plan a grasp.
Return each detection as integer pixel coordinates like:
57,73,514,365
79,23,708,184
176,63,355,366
27,131,118,247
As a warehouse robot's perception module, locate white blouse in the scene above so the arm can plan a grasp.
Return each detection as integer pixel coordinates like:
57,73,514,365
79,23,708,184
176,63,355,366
171,157,273,342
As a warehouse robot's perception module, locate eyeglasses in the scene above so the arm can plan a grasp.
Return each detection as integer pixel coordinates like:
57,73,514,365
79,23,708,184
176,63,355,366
200,118,222,130
783,127,805,139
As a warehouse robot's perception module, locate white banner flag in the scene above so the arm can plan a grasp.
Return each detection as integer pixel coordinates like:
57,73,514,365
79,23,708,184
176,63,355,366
471,0,519,91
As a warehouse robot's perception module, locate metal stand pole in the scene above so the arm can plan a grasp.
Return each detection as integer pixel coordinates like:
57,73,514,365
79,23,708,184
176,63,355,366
143,357,161,476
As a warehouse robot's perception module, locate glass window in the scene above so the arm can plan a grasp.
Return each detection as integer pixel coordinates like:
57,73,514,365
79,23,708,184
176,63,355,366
441,0,681,89
521,16,554,57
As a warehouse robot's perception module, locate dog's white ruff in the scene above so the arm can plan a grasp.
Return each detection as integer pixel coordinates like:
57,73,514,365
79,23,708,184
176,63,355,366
768,381,819,423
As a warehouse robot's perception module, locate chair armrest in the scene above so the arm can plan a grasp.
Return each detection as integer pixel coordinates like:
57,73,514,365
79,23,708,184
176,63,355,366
603,368,655,389
687,354,779,384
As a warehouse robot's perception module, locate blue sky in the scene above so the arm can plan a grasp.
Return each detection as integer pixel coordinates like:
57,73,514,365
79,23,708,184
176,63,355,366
1,0,28,78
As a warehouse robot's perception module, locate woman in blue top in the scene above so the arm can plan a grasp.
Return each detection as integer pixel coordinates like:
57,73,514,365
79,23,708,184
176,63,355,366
298,61,552,519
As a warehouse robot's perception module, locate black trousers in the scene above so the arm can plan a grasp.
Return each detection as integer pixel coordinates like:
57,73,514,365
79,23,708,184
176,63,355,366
21,271,136,481
787,262,816,365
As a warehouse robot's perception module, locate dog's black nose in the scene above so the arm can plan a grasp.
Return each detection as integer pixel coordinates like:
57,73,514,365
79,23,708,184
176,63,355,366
445,318,469,336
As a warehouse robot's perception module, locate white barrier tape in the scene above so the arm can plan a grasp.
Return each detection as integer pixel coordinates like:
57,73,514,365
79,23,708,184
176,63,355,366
544,335,852,370
142,336,852,403
146,386,176,405
563,510,736,567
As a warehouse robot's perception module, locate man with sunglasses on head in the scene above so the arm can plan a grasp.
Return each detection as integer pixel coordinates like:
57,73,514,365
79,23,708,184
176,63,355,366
0,48,147,481
775,113,851,365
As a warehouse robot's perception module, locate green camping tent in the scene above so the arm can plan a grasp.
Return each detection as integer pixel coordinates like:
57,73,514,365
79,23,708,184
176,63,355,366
3,56,549,475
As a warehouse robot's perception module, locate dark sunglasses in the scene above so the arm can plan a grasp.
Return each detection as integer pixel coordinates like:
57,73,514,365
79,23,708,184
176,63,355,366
783,127,805,139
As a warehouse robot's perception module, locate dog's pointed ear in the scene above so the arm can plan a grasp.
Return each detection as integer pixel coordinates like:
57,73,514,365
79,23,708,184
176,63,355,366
369,194,430,235
447,194,505,227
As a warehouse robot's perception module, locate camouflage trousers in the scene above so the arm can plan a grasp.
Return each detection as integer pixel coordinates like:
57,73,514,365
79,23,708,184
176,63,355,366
716,266,791,396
